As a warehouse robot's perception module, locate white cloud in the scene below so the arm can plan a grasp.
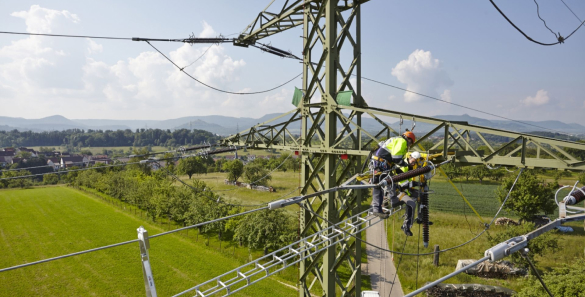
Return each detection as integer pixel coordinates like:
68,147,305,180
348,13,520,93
440,89,451,102
0,8,295,119
199,21,217,38
391,49,453,102
86,39,103,54
11,5,79,34
522,89,549,106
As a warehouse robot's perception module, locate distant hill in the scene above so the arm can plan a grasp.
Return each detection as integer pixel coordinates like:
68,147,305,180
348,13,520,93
0,113,583,138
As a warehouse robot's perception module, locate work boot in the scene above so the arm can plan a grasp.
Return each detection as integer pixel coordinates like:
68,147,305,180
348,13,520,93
372,210,390,219
401,222,413,236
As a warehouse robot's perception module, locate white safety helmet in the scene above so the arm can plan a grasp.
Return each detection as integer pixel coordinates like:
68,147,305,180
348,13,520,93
410,151,421,159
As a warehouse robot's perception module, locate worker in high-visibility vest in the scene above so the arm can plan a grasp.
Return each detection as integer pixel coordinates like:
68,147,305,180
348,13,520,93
392,151,438,236
370,131,416,219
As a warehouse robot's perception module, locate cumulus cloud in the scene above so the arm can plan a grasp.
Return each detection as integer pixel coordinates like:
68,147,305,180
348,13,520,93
11,5,79,33
0,8,294,119
86,39,103,54
522,89,549,106
440,89,451,102
199,21,217,38
391,49,452,102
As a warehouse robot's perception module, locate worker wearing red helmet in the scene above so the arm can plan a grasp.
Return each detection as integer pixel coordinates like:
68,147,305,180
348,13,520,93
370,131,416,219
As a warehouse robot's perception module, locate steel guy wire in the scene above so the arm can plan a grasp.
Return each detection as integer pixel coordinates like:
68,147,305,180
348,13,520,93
209,153,292,194
0,144,212,174
388,235,409,297
358,75,569,135
154,161,267,208
180,43,215,71
0,161,145,181
0,31,133,40
299,167,524,256
522,251,554,297
145,41,302,95
560,0,583,23
0,205,267,273
534,0,559,39
489,0,585,45
0,146,230,181
488,168,524,226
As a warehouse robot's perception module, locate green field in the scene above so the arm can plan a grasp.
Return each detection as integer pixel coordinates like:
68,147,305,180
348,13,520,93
2,165,583,296
0,187,298,297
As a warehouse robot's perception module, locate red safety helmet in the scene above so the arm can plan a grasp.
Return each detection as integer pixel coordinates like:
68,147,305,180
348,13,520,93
402,131,416,143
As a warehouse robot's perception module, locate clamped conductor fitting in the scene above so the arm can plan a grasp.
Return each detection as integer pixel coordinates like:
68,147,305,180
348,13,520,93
484,236,528,262
563,186,585,205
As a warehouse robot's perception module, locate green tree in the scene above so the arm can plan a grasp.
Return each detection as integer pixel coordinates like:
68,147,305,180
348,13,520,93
43,173,60,185
471,165,489,184
242,163,271,186
442,163,460,180
460,166,472,181
222,160,244,182
418,140,434,151
177,156,204,179
234,209,297,254
80,149,93,156
496,170,557,221
516,259,585,297
16,151,32,159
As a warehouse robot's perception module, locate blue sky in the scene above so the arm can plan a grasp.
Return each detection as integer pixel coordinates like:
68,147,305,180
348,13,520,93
0,0,584,123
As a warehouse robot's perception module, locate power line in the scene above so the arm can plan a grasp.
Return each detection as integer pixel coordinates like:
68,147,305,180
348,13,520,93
0,31,231,44
298,168,524,256
359,75,568,135
0,31,132,40
0,205,267,273
533,0,559,39
560,0,583,23
145,41,302,95
489,0,585,45
181,43,215,70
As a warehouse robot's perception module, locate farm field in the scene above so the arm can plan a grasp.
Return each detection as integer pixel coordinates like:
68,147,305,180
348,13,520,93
0,187,298,297
386,210,585,294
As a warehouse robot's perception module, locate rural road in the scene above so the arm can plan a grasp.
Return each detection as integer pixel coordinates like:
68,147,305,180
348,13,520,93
364,217,404,297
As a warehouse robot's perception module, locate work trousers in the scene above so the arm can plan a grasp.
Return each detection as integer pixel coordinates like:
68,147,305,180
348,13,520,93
389,191,416,228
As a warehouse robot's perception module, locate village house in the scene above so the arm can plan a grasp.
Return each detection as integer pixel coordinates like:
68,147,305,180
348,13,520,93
60,156,89,168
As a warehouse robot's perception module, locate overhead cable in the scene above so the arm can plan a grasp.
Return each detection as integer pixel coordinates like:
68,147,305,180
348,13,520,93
0,146,225,181
489,0,585,45
0,31,133,40
560,0,583,23
0,206,267,273
359,75,568,135
522,251,554,297
145,41,302,95
299,168,524,256
533,0,560,39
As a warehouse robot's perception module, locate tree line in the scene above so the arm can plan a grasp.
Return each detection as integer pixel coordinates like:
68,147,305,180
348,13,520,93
0,128,220,148
65,161,298,255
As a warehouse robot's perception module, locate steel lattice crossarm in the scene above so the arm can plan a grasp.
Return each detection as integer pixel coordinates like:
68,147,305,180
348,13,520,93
172,206,400,297
237,0,370,45
222,104,585,171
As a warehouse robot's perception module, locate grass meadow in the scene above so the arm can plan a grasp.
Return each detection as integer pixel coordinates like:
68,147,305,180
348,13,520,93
0,187,298,297
1,160,584,296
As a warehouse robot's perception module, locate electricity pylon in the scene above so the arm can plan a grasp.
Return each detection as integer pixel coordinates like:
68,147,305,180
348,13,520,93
225,1,585,296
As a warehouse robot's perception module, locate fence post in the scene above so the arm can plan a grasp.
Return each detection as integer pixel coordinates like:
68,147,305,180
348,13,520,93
137,226,157,297
433,245,440,266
